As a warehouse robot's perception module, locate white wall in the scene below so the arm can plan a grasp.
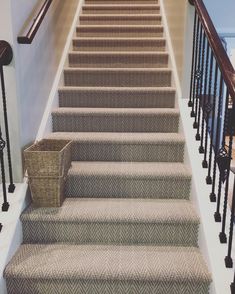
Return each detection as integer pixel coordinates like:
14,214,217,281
11,0,79,149
0,0,79,181
163,0,188,84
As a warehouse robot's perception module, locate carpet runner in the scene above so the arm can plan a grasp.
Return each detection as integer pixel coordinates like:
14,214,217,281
4,0,212,293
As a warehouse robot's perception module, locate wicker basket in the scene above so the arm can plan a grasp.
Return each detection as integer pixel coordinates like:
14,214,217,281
24,139,72,178
28,176,65,207
24,139,72,207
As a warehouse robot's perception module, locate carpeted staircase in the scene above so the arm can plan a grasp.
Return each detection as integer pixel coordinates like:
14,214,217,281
4,0,212,293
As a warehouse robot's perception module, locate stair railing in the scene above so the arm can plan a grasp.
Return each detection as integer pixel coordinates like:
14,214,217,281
0,40,15,232
188,0,235,292
17,0,53,44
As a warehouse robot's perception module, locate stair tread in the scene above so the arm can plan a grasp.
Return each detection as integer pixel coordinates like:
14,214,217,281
64,67,171,72
73,36,166,40
21,198,199,223
68,161,191,178
47,132,184,144
4,244,211,282
52,107,179,115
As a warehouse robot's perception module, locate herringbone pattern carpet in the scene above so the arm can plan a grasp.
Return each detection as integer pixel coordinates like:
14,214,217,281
4,0,212,292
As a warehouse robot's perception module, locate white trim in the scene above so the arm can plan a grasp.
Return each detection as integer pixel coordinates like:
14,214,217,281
36,0,84,140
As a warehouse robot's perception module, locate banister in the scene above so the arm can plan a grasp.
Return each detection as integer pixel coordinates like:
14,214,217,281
190,0,235,101
187,0,235,291
17,0,53,44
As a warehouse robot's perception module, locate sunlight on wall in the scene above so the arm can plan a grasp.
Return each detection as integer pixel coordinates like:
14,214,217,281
163,0,187,83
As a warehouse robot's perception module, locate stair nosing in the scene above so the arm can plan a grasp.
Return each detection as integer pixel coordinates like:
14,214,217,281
58,86,176,91
79,14,162,17
68,51,168,55
64,67,171,72
21,198,199,224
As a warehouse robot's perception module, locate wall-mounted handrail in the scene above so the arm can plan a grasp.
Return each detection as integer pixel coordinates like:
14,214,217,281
188,1,235,293
18,0,53,44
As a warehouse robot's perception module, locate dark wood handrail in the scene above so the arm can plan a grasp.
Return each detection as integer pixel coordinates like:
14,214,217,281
190,0,235,100
17,0,53,44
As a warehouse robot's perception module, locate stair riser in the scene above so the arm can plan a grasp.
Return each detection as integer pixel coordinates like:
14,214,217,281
68,53,168,68
69,142,184,162
66,176,191,199
72,39,166,52
76,27,163,38
59,89,175,108
22,221,198,246
79,15,161,25
64,70,172,87
5,279,210,294
82,7,161,14
80,19,161,25
85,0,158,4
52,113,179,132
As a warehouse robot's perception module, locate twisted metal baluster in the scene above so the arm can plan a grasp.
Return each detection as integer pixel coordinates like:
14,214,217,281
206,63,219,184
188,10,197,108
219,100,234,244
214,89,230,222
0,125,9,212
199,39,210,154
210,75,223,202
193,24,203,129
191,16,200,118
195,31,206,140
225,175,235,268
202,51,214,168
0,66,15,193
231,271,235,293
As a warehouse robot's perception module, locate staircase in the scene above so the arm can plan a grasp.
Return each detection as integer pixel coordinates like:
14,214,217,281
4,0,212,293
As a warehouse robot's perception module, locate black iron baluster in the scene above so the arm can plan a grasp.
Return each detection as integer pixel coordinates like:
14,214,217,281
206,63,219,184
231,272,235,294
0,126,9,212
210,74,223,202
191,16,200,118
195,31,206,140
199,39,210,153
202,50,214,168
225,174,235,268
219,100,234,243
188,10,197,108
0,66,15,193
193,24,203,129
214,89,230,222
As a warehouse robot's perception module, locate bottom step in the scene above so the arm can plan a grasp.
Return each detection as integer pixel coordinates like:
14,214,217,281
4,244,211,294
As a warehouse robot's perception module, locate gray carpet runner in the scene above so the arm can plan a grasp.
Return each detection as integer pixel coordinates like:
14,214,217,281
4,0,212,293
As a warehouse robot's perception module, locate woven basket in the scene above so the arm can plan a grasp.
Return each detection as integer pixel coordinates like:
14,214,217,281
24,139,72,207
28,176,65,207
24,139,72,178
